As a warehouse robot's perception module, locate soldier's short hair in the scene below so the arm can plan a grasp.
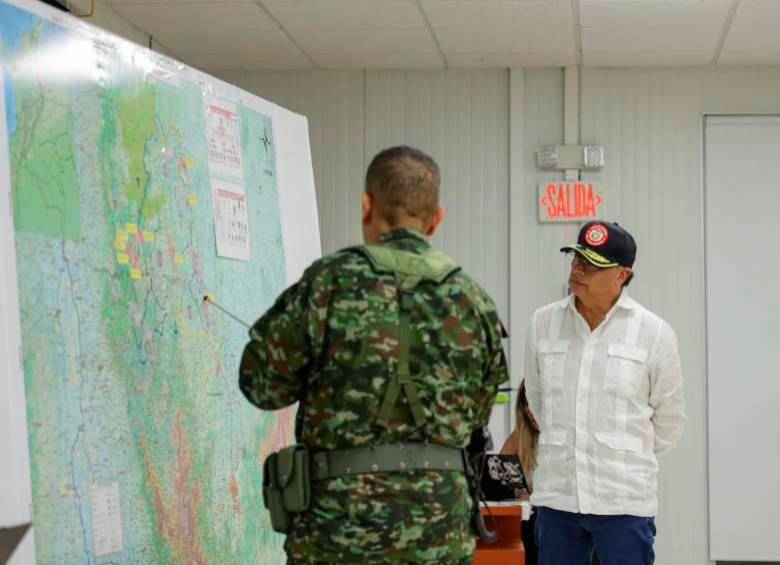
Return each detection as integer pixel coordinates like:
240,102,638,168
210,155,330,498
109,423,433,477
365,146,440,226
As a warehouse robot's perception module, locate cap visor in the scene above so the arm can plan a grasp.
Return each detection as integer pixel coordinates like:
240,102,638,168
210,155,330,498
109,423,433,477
560,244,619,268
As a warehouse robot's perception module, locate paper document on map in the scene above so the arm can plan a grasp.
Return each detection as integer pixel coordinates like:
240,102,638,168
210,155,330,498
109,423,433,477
90,482,123,557
204,98,244,181
211,178,250,261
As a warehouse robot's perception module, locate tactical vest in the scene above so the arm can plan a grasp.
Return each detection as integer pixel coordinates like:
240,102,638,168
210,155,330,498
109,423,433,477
353,244,461,431
262,244,492,536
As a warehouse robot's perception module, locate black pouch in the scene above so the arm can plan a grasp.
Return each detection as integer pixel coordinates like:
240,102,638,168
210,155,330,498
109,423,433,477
262,444,311,534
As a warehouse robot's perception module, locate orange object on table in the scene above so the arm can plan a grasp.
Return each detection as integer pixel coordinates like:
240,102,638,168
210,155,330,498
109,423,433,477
474,504,525,565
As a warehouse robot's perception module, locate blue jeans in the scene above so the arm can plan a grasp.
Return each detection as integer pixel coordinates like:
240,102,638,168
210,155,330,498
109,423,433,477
536,507,656,565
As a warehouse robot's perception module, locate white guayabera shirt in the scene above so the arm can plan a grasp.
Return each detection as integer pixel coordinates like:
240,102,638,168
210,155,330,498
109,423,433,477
524,291,686,517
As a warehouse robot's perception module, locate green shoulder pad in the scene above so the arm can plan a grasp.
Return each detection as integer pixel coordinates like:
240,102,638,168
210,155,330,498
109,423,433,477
357,245,460,291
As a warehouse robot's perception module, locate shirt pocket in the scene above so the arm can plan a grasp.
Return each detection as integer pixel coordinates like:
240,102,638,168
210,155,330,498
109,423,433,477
603,343,649,397
536,431,570,493
593,432,650,498
538,339,569,395
593,431,643,454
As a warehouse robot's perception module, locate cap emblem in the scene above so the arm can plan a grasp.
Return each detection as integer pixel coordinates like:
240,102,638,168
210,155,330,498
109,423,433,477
585,224,609,247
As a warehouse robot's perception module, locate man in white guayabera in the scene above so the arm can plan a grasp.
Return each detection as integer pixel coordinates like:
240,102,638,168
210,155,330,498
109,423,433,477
524,221,686,565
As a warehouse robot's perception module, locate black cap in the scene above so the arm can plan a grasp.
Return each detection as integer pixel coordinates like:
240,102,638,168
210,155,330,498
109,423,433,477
560,221,637,268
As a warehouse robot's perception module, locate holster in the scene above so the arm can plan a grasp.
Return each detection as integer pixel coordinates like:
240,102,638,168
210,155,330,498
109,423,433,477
262,444,311,534
465,428,498,544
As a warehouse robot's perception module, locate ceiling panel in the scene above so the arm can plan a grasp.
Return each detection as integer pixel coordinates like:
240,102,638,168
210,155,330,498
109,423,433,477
446,50,576,67
293,27,436,53
113,2,282,54
584,49,714,66
110,0,239,4
580,0,732,28
422,0,572,29
718,0,780,65
311,51,443,68
422,0,573,62
182,47,313,72
730,0,780,27
263,0,424,30
167,31,299,57
579,0,731,67
105,0,780,69
435,25,574,53
582,25,721,52
722,25,780,50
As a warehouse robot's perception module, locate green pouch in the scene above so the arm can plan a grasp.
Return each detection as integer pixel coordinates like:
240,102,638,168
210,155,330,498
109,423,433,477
262,453,290,533
262,444,311,534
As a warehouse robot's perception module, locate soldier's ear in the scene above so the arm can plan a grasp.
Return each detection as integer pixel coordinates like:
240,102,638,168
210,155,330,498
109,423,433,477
361,193,373,225
425,207,445,237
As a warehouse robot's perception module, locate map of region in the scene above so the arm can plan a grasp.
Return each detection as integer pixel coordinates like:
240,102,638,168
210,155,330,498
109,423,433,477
0,1,293,562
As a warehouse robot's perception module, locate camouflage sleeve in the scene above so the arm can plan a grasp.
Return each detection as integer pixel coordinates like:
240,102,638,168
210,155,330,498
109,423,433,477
238,262,330,410
472,297,511,428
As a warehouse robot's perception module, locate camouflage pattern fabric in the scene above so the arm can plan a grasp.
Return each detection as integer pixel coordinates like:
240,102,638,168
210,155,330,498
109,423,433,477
240,228,509,564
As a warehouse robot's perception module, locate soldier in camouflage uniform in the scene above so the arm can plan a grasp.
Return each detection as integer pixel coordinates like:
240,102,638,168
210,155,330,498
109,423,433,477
239,145,509,564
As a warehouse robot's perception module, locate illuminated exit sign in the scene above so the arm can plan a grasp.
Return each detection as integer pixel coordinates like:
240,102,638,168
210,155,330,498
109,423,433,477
538,181,604,223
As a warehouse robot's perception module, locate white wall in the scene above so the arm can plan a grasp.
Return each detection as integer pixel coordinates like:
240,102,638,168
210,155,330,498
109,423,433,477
218,64,780,565
220,69,510,315
363,69,510,329
581,68,708,564
509,66,780,565
580,67,780,565
512,66,712,564
220,68,512,437
507,66,780,565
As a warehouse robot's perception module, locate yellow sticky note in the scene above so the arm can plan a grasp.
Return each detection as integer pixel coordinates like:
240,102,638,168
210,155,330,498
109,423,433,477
187,195,198,205
143,231,154,243
126,223,138,235
114,240,127,251
184,156,196,168
116,253,129,265
130,268,142,280
174,253,184,265
115,230,128,242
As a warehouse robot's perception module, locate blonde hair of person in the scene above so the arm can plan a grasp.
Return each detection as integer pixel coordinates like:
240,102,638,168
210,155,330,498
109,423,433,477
499,382,539,492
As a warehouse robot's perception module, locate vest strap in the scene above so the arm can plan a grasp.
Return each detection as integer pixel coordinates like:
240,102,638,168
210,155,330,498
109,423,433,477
349,244,460,432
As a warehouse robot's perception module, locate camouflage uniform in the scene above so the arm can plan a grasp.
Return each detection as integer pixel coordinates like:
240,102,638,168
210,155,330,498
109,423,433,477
240,228,509,564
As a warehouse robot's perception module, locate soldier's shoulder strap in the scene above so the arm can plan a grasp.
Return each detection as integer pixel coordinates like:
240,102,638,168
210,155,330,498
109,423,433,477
348,244,460,290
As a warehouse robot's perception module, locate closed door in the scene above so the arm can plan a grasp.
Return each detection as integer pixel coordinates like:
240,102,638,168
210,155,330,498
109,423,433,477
705,115,780,562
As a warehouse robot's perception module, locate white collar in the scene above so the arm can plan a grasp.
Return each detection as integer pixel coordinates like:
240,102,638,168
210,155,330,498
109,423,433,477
562,289,636,312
